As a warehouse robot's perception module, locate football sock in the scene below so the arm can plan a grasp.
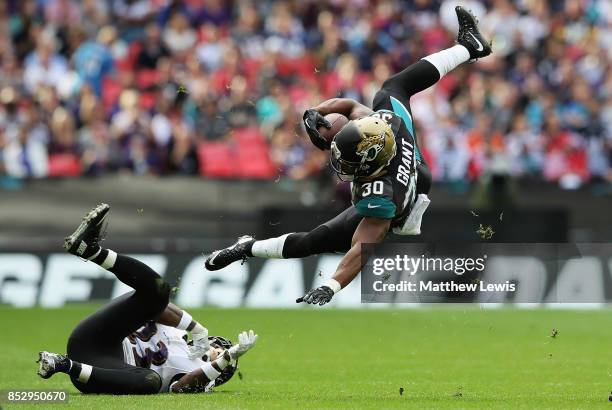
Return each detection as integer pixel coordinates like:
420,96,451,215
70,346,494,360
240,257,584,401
60,358,93,383
249,234,291,258
91,249,117,269
422,45,470,77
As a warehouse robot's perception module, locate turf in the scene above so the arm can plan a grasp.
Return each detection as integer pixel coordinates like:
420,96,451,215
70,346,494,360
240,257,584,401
1,306,611,409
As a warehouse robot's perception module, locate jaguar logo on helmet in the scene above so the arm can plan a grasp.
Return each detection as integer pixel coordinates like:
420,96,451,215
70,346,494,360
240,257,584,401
329,116,396,181
356,134,386,162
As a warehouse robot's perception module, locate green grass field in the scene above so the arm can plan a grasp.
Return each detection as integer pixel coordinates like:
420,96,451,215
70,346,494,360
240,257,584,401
1,306,611,409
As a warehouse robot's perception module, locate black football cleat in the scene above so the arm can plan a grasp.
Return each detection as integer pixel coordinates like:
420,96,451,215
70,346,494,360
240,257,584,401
455,6,492,61
205,235,255,271
64,203,110,260
37,351,69,379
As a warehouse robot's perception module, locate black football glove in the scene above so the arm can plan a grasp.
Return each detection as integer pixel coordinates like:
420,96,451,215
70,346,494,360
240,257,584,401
303,109,332,151
296,286,334,306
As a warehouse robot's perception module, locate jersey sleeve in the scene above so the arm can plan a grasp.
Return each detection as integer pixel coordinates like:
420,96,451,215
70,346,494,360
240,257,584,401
353,179,397,219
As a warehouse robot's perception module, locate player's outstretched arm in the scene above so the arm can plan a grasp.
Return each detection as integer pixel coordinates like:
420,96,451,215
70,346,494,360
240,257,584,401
297,217,390,306
170,330,258,394
156,303,210,359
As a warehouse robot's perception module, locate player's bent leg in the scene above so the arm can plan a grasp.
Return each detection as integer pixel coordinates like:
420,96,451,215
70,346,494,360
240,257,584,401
282,206,363,257
65,204,170,311
280,226,333,258
70,363,161,395
65,204,171,355
67,262,171,341
254,206,362,258
205,207,363,269
67,285,169,350
64,281,169,394
37,351,161,394
106,254,171,309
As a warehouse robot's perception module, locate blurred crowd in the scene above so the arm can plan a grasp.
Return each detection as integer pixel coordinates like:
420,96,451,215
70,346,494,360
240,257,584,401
0,0,610,188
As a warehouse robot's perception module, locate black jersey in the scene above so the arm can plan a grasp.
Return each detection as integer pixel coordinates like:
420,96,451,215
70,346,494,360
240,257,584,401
351,96,423,227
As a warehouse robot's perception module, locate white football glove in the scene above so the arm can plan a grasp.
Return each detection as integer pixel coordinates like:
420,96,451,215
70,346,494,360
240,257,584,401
228,330,258,360
188,328,210,360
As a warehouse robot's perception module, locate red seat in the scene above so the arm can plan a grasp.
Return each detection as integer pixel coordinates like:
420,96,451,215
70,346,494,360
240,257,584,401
197,142,234,178
139,92,156,110
102,77,122,112
47,153,82,177
235,141,276,179
236,156,276,178
136,69,159,90
116,42,141,72
234,127,266,147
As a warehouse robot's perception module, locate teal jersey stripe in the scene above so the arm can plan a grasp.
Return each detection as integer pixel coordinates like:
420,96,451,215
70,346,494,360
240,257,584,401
390,96,414,135
354,197,396,219
388,97,422,161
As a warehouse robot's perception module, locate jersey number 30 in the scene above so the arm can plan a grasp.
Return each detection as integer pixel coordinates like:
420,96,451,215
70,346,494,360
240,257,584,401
362,181,384,196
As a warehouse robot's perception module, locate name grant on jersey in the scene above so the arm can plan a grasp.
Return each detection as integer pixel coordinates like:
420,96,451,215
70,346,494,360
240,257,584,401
396,138,414,187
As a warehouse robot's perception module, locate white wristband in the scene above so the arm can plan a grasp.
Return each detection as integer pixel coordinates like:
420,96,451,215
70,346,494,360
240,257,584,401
177,311,193,330
323,279,342,294
201,362,221,381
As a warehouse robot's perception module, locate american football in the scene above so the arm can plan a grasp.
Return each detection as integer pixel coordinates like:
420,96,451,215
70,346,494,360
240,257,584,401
319,113,349,144
1,0,611,409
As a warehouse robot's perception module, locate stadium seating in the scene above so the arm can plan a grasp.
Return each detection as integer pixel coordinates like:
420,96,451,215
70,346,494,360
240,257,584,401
47,154,82,178
198,142,235,178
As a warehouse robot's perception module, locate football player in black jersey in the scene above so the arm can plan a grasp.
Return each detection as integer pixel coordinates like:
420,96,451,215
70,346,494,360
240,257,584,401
205,6,492,306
